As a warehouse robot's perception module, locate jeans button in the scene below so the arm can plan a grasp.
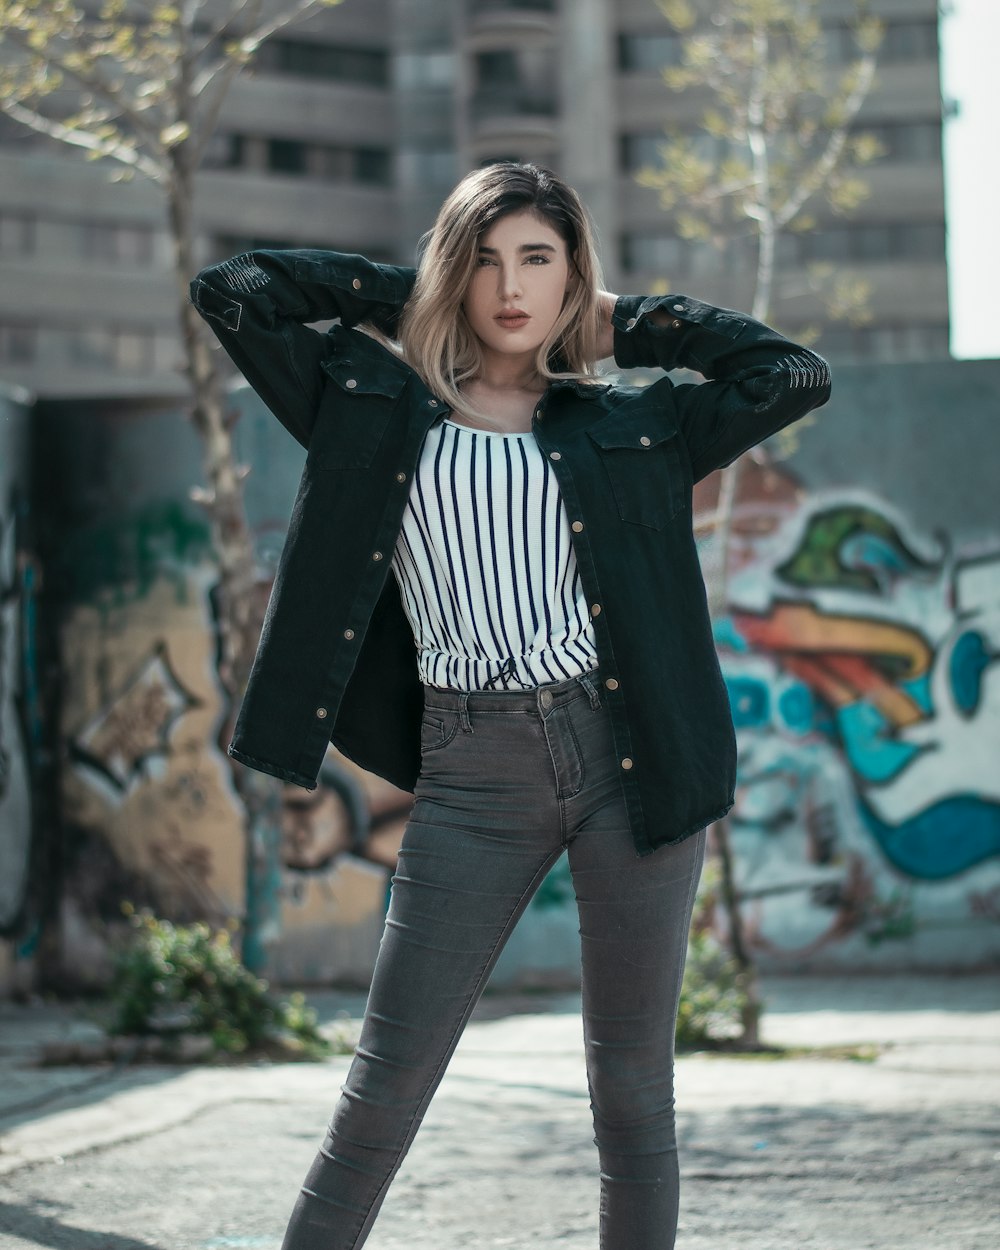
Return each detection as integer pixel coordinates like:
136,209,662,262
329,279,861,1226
539,690,553,709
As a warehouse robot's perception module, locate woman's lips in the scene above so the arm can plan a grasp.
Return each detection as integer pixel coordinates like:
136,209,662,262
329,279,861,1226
495,312,530,330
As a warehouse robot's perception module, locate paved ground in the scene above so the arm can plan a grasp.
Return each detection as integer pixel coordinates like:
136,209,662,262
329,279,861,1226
0,975,997,1250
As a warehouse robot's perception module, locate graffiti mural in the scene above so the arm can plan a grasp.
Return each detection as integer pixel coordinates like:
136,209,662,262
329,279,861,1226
0,503,32,937
712,490,1000,964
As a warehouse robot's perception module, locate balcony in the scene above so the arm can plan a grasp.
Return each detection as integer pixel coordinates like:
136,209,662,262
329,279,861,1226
468,84,559,147
465,0,557,39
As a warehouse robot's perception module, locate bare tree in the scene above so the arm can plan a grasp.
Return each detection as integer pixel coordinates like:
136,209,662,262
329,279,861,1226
637,0,884,1044
0,0,346,970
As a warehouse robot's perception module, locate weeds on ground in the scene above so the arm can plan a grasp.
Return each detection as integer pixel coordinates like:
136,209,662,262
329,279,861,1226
106,905,344,1061
676,927,749,1047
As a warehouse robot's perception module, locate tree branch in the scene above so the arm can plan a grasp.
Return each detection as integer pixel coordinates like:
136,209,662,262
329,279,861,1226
775,51,877,229
193,0,333,95
1,24,169,157
1,98,165,181
190,54,249,162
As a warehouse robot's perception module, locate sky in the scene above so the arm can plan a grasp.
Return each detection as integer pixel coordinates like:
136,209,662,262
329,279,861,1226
939,0,1000,359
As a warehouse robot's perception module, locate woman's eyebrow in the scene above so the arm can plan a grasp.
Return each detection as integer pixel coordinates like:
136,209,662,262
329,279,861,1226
477,242,558,254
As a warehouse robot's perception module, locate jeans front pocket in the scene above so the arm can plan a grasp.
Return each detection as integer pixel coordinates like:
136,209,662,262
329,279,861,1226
419,707,460,753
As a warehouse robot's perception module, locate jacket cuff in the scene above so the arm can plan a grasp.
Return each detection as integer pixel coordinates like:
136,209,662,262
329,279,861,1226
612,293,748,371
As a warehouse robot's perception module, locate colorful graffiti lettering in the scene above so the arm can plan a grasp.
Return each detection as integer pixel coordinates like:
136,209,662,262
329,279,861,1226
715,494,1000,959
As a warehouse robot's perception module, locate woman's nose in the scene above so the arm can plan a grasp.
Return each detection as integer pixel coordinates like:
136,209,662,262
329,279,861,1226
498,265,522,300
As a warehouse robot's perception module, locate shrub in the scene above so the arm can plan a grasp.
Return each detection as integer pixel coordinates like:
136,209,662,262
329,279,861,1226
676,928,750,1047
108,906,334,1060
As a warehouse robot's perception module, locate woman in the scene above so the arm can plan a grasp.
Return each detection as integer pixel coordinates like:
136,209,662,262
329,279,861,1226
191,161,830,1250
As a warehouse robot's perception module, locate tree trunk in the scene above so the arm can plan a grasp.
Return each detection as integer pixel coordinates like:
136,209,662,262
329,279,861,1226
714,815,762,1047
166,155,283,974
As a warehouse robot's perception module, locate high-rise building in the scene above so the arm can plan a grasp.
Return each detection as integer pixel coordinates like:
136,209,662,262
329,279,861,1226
0,0,947,398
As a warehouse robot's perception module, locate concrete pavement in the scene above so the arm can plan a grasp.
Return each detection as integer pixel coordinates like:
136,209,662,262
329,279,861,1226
0,974,997,1249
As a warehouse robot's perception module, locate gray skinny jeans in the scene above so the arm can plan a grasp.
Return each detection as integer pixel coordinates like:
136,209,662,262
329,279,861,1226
281,667,706,1250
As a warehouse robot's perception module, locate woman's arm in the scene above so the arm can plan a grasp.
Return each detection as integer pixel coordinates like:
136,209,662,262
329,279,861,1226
605,291,831,482
190,249,417,448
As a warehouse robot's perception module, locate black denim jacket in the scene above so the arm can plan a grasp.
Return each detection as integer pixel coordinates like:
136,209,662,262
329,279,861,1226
190,249,830,856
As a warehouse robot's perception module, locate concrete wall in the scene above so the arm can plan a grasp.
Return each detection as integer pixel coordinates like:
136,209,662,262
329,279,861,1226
0,383,37,996
31,393,403,989
22,355,1000,991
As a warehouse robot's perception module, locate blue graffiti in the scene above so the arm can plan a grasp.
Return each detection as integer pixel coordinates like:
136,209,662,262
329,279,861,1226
860,795,1000,880
950,630,992,716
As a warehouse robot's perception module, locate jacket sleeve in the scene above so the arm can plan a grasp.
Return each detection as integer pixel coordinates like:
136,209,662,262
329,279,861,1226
189,249,417,448
611,292,831,483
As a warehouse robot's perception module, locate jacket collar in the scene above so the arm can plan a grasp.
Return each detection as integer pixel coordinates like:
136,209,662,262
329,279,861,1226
547,378,613,399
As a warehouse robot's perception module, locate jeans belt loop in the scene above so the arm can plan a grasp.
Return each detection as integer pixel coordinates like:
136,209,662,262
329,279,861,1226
458,691,472,734
577,670,602,711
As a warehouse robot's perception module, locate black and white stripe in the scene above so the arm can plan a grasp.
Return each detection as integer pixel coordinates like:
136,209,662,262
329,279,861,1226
391,418,598,691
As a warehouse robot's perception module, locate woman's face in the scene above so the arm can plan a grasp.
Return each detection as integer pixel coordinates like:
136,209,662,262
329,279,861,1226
462,209,575,368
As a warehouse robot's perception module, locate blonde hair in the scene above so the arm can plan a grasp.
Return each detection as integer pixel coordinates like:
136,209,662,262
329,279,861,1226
396,163,606,421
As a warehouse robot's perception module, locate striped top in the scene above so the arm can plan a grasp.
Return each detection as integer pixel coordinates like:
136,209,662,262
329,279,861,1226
390,416,598,691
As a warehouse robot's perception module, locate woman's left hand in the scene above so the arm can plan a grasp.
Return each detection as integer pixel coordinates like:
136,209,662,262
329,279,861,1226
596,290,618,361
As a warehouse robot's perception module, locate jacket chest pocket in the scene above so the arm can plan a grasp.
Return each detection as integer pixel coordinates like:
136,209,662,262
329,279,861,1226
310,357,408,470
587,412,686,529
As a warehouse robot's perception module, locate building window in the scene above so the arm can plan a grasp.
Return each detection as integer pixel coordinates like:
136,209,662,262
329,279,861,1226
80,221,155,265
468,0,556,14
215,133,391,185
399,147,457,189
778,221,946,265
0,322,37,364
880,20,939,63
623,221,945,278
253,39,389,86
618,31,684,73
0,212,36,255
816,323,950,361
395,50,455,91
854,120,942,163
268,138,308,176
471,48,557,119
825,19,938,65
621,232,734,278
67,325,156,371
354,147,391,185
622,120,941,178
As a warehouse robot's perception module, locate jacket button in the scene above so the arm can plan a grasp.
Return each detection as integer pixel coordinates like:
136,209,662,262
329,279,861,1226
352,278,362,290
640,436,652,447
549,451,561,461
372,551,383,561
343,628,355,640
536,408,545,419
621,756,634,770
316,707,328,719
345,378,358,389
604,677,619,690
591,603,601,616
626,317,637,329
571,520,584,533
670,318,683,329
395,472,406,482
672,303,684,312
428,399,439,408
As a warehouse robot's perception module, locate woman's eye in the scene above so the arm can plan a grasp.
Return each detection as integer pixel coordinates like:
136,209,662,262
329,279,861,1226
526,254,549,265
476,256,496,266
